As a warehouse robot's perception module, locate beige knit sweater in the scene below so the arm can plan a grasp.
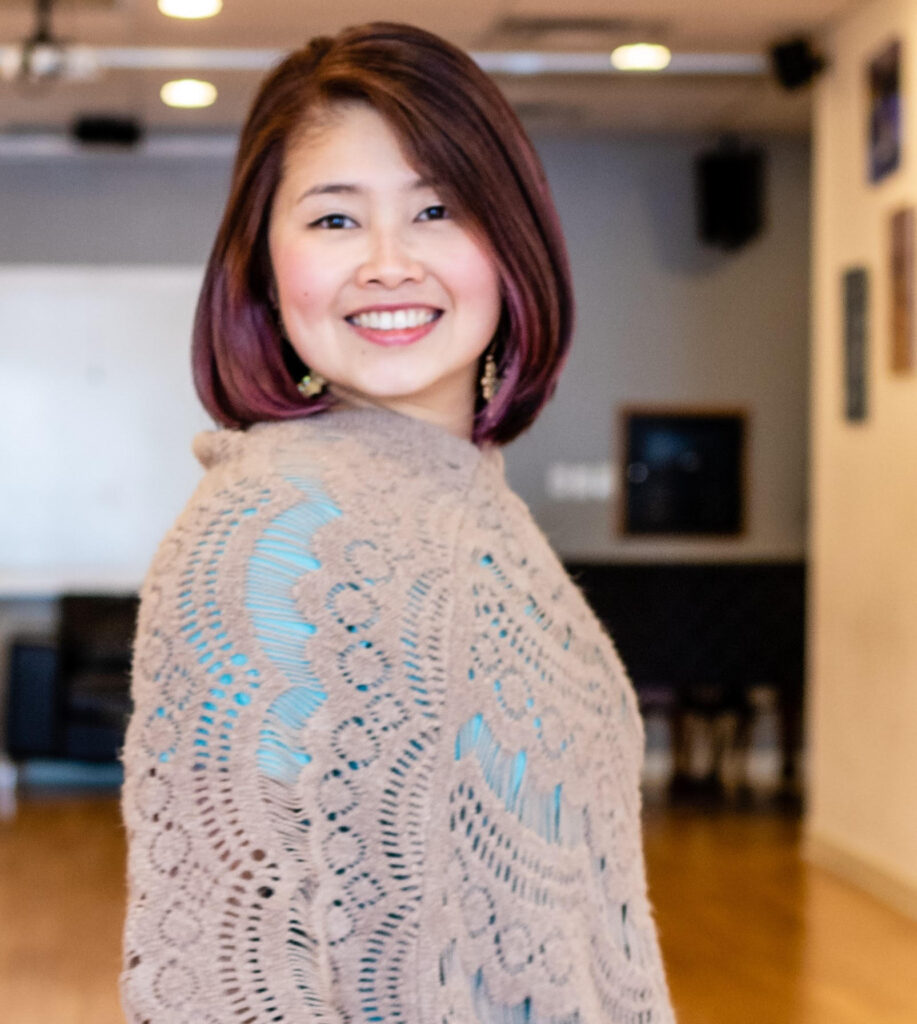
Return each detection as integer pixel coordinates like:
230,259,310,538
120,404,674,1023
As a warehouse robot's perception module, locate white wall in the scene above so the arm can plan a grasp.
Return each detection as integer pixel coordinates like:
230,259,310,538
807,0,917,918
0,266,211,594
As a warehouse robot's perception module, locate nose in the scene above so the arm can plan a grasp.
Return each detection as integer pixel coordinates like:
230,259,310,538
356,224,425,288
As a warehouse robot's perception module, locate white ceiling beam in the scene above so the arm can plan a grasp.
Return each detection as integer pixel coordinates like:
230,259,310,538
0,44,769,78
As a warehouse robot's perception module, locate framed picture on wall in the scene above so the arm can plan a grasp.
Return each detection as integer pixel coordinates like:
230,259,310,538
868,40,902,184
842,266,869,420
890,206,915,372
618,407,747,536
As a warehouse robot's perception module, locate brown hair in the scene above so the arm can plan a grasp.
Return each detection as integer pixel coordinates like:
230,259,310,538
193,21,574,445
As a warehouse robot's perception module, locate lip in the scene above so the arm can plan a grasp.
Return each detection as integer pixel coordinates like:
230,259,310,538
346,309,443,348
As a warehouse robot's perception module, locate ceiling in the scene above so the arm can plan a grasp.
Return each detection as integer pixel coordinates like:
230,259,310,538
0,0,852,140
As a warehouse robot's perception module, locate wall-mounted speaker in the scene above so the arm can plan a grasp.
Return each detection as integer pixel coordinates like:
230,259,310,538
695,144,765,251
70,115,144,148
771,38,826,91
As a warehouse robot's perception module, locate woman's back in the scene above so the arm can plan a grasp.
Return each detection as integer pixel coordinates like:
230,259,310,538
121,405,673,1022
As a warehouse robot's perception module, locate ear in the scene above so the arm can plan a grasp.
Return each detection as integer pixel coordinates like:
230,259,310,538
267,279,279,309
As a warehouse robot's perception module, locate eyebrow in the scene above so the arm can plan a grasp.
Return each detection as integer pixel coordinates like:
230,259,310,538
295,177,438,206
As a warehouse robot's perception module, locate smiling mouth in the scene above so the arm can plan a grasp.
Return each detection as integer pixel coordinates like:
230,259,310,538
345,307,442,331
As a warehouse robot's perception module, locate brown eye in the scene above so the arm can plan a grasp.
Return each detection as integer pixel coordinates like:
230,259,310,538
417,205,449,222
310,213,356,229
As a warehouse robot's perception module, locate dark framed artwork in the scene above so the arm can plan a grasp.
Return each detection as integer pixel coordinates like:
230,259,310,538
890,206,915,372
868,40,902,184
843,266,869,421
618,407,747,536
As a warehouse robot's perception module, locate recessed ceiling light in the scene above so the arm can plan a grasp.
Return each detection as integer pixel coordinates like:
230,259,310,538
610,43,672,72
157,0,223,20
160,78,217,109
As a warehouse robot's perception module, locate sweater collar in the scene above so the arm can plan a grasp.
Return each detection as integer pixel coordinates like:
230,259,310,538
238,403,504,481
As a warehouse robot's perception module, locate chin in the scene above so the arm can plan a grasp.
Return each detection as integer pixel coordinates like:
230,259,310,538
350,375,438,401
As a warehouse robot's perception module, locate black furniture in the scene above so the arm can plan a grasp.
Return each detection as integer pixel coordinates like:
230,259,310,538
566,561,806,801
5,594,139,763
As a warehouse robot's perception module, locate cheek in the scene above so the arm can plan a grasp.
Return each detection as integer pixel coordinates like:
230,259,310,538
449,243,502,321
272,240,339,316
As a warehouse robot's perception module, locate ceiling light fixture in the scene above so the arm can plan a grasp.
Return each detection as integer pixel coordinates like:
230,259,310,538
157,0,223,19
160,78,217,108
610,43,672,72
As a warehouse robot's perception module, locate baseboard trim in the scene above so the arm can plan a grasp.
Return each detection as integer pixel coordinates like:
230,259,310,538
804,831,917,923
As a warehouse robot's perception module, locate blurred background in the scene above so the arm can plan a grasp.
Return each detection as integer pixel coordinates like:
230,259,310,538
1,1,916,1022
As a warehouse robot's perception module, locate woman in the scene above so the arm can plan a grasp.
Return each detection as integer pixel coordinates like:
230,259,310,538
121,22,675,1023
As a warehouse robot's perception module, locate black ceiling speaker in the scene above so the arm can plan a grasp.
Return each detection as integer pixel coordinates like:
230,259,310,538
771,38,826,90
71,115,144,148
695,141,766,251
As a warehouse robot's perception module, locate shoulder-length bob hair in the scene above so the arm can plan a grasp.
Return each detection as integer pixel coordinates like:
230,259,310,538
193,21,573,446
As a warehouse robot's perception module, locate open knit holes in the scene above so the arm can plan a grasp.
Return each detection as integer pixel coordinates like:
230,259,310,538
443,541,652,1018
447,782,584,908
346,568,452,1021
462,552,584,851
176,488,274,769
238,474,346,1016
472,554,576,764
248,476,341,783
355,730,437,1022
439,860,584,1023
161,484,295,1021
400,570,452,720
453,716,585,849
469,966,584,1024
178,477,343,1022
237,476,450,1021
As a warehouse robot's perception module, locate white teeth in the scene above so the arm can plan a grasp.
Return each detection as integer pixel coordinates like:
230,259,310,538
350,308,437,330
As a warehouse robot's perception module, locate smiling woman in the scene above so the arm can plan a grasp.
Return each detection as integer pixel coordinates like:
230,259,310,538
120,21,676,1024
191,21,572,445
267,102,503,438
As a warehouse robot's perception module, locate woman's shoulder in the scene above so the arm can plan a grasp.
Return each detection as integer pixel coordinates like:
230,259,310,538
145,407,498,594
194,406,486,495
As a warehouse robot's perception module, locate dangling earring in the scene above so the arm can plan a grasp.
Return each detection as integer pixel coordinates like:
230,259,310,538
480,350,500,402
297,371,327,398
271,292,327,400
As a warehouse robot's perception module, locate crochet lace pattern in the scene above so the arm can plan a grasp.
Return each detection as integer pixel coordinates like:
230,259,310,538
120,405,674,1023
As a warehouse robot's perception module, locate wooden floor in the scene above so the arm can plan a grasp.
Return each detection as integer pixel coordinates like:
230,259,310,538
643,807,917,1024
1,794,916,1023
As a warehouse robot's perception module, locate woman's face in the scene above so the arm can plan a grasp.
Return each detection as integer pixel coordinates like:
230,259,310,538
268,102,503,437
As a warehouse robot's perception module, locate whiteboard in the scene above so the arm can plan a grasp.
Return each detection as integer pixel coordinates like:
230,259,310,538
0,266,215,595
